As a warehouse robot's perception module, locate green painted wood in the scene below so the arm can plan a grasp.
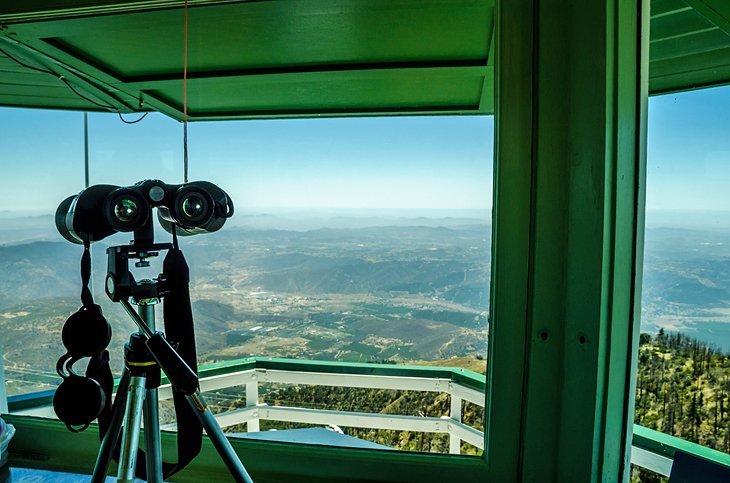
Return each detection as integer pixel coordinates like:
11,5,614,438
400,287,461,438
624,1,651,481
647,1,730,94
20,1,489,79
683,0,730,35
482,0,533,481
144,68,484,116
651,0,691,18
650,28,730,62
0,36,143,112
0,0,238,24
4,415,488,483
5,0,730,118
633,424,730,469
650,45,730,93
0,1,495,119
511,1,647,481
650,6,715,41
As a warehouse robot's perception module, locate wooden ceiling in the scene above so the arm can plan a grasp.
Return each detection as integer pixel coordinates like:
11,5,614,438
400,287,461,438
0,0,493,120
0,0,728,120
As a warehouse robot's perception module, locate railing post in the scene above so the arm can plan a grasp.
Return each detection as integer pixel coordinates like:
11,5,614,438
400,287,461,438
246,373,259,432
449,392,462,454
0,342,7,414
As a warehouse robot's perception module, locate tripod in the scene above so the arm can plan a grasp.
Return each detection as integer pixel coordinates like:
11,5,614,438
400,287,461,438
90,289,253,483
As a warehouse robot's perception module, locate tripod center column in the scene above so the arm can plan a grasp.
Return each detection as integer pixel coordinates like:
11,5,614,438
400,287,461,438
133,292,164,483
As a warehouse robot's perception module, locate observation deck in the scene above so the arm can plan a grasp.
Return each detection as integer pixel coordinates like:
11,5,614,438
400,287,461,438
5,358,728,481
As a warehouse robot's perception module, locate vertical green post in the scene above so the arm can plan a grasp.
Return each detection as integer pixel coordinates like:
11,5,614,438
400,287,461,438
490,0,648,481
485,0,534,481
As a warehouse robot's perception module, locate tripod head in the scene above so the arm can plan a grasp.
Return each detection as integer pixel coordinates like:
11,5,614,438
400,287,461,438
105,242,173,302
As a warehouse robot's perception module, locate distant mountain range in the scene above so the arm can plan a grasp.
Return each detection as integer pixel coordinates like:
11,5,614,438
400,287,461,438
0,216,729,390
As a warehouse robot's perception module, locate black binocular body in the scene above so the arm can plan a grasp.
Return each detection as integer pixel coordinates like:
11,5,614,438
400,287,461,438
55,179,234,245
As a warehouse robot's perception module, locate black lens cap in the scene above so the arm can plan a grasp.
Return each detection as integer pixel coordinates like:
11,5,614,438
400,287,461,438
62,305,112,357
53,375,106,427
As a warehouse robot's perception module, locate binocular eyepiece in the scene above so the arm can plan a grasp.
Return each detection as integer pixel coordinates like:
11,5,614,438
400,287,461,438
56,179,234,244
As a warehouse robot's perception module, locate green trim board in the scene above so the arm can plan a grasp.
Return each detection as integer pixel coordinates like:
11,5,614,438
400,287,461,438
633,424,730,470
482,0,533,480
3,415,487,483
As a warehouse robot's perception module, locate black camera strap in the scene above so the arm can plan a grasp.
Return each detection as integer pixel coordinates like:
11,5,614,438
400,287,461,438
80,241,94,308
80,240,115,427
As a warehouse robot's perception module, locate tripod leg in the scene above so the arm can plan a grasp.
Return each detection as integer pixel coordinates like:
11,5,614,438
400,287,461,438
117,375,147,483
186,391,254,483
143,388,164,483
91,371,131,483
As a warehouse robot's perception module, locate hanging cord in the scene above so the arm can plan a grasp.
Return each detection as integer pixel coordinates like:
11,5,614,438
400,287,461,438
182,0,190,183
118,111,149,124
0,45,147,124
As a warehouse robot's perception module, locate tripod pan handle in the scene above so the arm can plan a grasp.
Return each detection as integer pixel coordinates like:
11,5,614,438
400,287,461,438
145,333,199,395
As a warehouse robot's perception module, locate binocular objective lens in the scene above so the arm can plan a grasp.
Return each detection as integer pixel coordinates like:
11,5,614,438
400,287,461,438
182,195,206,220
114,199,138,222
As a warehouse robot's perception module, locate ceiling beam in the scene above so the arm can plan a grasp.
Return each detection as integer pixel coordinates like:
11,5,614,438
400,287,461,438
0,34,141,112
683,0,730,35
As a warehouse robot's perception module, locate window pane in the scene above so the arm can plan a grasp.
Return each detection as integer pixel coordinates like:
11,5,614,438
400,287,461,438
0,109,492,455
636,86,730,454
0,107,84,395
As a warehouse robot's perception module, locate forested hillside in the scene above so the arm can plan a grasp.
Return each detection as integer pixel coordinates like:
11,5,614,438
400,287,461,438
632,330,730,482
634,330,730,451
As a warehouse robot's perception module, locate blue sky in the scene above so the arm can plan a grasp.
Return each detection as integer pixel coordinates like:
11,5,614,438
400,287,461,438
647,86,730,213
0,109,493,213
2,84,730,215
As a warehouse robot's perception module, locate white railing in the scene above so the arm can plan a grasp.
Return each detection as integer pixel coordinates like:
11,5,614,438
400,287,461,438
12,365,486,455
161,367,486,454
11,362,704,474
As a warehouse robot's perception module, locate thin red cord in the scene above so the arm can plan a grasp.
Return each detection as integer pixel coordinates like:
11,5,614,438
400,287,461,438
183,0,189,183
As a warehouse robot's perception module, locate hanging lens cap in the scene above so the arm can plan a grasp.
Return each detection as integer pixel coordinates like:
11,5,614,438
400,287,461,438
62,305,112,357
53,375,106,427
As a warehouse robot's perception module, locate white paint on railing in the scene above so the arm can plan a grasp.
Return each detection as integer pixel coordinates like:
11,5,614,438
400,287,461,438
257,369,452,393
245,380,259,433
449,381,485,407
630,445,673,477
442,417,484,449
0,342,7,414
12,406,56,418
161,403,485,450
449,395,463,454
259,405,448,432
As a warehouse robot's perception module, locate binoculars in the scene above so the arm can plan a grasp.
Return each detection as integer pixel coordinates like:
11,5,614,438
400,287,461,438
55,179,234,244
